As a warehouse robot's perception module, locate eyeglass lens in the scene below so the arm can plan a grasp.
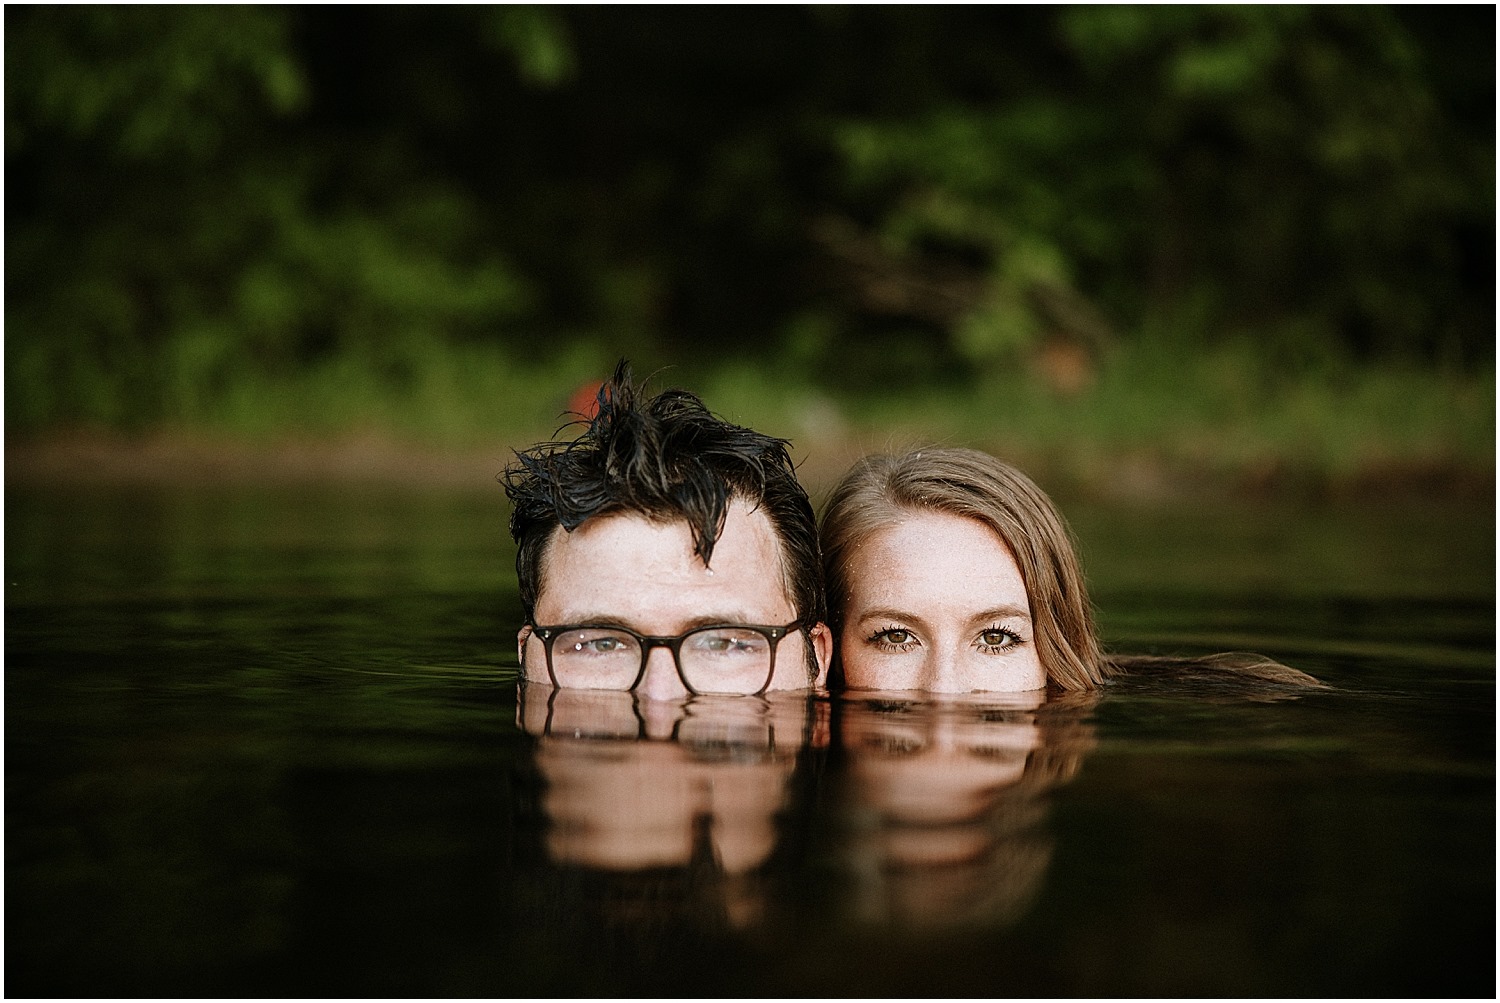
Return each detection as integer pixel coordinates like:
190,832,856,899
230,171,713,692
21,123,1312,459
547,626,776,694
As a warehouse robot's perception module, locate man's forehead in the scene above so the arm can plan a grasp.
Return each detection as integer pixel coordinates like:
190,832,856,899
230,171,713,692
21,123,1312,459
534,500,793,625
551,499,778,561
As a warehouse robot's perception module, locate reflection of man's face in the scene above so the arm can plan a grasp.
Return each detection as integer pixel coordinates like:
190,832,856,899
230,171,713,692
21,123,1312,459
518,499,830,700
519,687,820,875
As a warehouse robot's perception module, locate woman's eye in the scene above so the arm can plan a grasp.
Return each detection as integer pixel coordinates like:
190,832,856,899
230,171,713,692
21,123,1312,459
869,628,919,650
979,628,1020,650
862,733,925,756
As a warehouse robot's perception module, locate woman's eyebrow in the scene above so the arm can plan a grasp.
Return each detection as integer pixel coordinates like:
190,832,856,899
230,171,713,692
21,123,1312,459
969,605,1032,624
852,607,927,627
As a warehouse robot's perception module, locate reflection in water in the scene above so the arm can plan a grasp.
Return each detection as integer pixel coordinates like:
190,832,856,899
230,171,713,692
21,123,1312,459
4,486,1490,996
831,691,1098,931
517,684,826,933
516,683,1100,945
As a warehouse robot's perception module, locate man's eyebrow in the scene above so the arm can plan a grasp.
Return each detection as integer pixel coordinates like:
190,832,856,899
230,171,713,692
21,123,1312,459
544,613,635,629
541,612,776,632
677,612,768,630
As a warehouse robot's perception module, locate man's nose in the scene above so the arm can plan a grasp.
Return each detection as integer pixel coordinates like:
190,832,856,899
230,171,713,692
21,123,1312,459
635,645,690,702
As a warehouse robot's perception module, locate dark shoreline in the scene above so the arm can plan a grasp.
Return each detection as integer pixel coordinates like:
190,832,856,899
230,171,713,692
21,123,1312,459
7,432,1494,511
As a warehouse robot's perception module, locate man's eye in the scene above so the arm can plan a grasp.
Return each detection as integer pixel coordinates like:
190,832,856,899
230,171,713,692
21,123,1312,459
575,636,626,653
687,630,769,659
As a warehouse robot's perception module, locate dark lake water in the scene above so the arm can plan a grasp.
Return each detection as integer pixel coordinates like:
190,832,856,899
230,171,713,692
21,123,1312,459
6,483,1494,996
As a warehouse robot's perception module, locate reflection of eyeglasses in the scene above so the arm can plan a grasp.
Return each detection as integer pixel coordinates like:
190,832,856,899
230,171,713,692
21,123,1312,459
526,621,803,696
528,687,795,766
674,714,784,766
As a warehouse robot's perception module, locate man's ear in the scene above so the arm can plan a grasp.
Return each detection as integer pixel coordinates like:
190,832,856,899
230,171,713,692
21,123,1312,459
808,622,833,688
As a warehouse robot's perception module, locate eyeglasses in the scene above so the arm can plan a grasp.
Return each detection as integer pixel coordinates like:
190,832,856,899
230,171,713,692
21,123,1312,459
526,621,804,696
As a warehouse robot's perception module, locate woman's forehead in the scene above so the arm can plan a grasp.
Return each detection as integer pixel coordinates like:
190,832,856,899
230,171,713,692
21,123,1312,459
844,510,1026,607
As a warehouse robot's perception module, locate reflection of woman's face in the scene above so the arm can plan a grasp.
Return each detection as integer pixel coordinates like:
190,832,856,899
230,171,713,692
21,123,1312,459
836,695,1054,927
841,695,1043,828
839,510,1047,693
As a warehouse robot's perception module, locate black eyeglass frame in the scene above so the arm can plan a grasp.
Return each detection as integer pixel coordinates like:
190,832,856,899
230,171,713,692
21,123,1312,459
526,620,804,696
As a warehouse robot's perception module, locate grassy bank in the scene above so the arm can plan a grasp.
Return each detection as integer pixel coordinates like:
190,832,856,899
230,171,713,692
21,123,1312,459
6,339,1493,503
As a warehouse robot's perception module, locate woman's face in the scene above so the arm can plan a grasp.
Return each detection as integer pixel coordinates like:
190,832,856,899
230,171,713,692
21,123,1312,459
839,509,1047,693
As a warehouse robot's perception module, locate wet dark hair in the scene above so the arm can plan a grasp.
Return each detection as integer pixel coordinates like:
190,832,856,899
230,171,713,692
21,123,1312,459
501,360,826,638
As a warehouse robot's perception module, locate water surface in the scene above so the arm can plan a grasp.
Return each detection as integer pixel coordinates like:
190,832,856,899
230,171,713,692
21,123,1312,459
5,484,1492,995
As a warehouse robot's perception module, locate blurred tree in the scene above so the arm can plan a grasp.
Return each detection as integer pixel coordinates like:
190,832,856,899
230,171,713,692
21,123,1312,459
821,6,1494,382
6,6,542,428
5,6,1492,432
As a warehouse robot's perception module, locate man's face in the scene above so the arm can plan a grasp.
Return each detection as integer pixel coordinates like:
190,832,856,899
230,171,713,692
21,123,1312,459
519,498,830,699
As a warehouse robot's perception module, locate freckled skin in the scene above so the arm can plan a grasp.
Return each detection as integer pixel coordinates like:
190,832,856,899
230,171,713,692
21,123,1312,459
520,499,830,700
840,510,1047,693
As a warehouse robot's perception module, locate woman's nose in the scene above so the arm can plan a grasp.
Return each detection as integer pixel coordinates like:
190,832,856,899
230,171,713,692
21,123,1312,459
636,646,690,701
923,647,968,694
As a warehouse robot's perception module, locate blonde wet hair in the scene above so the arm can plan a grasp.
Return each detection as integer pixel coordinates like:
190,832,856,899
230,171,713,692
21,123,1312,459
820,447,1111,692
820,446,1325,693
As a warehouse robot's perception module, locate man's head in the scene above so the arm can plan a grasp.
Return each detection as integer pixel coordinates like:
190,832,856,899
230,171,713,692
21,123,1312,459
501,361,830,697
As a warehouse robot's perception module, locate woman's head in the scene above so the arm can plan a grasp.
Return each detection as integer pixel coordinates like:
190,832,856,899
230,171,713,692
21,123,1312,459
820,447,1108,693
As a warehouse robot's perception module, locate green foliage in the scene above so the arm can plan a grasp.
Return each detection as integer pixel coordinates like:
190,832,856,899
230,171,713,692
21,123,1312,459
6,6,540,432
482,6,577,87
835,334,1495,491
831,6,1493,371
6,6,305,159
5,6,1492,476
